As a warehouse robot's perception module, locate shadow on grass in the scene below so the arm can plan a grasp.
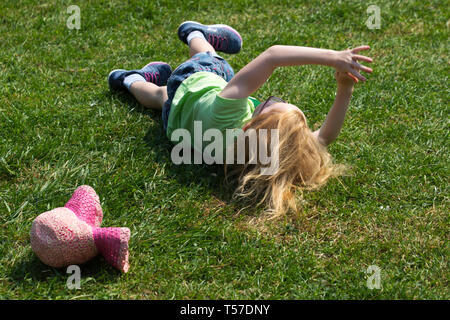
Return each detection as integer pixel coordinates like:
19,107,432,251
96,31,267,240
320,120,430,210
8,251,122,288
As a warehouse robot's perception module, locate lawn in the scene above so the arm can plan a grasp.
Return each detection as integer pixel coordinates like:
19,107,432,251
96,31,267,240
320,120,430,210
0,0,448,299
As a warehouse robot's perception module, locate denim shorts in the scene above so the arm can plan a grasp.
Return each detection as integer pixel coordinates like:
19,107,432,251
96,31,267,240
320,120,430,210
161,51,235,132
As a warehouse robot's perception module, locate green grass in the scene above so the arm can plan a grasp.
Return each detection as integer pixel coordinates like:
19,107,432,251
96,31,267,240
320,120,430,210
0,0,448,299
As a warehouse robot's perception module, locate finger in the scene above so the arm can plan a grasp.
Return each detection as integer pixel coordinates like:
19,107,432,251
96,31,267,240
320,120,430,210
351,45,370,53
349,68,366,81
347,72,358,83
352,54,373,63
352,61,373,73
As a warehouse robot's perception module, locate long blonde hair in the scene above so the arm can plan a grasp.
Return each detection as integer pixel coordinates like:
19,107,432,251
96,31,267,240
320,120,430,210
225,109,343,218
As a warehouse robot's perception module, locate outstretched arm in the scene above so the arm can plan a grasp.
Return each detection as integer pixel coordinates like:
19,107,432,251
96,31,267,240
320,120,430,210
313,72,355,146
219,45,372,100
313,47,374,146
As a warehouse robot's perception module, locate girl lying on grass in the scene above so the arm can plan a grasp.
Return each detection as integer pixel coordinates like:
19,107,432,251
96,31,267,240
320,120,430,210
108,21,373,217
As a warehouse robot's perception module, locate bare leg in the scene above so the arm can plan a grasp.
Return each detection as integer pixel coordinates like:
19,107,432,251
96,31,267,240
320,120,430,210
127,37,216,109
129,82,168,110
189,37,216,57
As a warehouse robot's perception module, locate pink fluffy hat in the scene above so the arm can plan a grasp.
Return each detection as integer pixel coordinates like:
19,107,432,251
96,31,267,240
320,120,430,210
30,185,130,273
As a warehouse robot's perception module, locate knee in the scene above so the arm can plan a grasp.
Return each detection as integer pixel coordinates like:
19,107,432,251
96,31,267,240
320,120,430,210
157,86,168,102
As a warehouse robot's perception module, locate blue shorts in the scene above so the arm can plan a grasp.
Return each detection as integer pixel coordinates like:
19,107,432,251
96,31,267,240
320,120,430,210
161,51,235,132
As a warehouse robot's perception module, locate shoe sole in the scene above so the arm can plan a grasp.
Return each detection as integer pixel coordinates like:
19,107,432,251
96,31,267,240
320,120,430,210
108,69,126,81
108,69,127,90
178,20,243,45
143,61,171,69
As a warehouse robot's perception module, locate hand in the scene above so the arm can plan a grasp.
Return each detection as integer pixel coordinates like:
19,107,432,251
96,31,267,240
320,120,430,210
335,71,356,87
333,46,373,83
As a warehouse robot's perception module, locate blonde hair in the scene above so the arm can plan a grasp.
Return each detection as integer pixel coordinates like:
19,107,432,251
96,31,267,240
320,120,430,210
225,109,343,218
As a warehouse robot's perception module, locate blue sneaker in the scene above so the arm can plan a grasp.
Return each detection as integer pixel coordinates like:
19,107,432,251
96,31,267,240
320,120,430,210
178,21,243,54
108,62,172,91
